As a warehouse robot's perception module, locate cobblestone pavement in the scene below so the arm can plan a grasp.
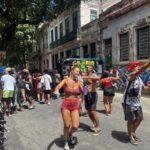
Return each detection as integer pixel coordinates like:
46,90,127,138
4,91,150,150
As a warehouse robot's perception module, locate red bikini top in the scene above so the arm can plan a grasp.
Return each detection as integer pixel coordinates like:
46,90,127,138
102,78,113,88
65,80,81,95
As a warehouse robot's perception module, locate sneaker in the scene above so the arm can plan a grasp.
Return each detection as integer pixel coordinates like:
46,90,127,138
69,136,78,145
64,142,69,150
47,102,51,105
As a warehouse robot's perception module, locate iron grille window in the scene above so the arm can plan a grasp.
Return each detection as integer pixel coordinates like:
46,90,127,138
137,26,150,60
90,10,97,21
120,33,129,61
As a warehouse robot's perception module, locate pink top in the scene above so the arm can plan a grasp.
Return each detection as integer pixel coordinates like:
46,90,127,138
65,86,81,95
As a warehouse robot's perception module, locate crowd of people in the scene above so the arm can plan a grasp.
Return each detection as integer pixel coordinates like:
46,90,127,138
0,60,150,150
0,68,61,116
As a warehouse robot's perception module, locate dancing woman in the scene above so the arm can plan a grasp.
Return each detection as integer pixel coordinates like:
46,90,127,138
101,71,120,115
54,66,83,150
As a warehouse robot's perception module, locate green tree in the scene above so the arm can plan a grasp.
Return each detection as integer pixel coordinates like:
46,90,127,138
0,0,54,52
0,0,81,65
5,24,36,66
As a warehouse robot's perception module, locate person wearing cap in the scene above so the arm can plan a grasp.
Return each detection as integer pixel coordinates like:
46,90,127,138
1,68,16,116
123,61,150,145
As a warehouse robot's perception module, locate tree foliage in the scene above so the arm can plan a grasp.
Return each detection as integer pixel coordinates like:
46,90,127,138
5,24,36,66
0,0,81,66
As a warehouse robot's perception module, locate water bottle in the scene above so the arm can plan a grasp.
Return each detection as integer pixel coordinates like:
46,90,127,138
83,85,88,95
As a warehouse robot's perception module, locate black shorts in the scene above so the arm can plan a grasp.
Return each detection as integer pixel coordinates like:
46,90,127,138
84,92,97,110
125,105,143,122
44,90,51,94
103,88,115,96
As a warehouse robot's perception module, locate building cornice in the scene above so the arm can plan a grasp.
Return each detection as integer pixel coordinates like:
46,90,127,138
99,0,150,28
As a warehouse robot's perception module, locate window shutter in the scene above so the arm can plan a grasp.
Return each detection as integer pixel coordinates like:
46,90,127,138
137,26,150,59
120,33,129,61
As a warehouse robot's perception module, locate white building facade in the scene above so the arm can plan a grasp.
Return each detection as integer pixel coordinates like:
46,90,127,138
99,0,150,69
35,0,122,71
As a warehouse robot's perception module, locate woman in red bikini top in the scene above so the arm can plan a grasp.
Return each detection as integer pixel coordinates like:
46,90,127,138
54,66,83,149
101,70,120,116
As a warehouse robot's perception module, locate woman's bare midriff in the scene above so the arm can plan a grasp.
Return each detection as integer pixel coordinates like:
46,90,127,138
65,95,80,99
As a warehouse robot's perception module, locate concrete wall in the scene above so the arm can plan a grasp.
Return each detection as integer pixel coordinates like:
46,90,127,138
102,3,150,66
102,0,121,11
80,0,101,27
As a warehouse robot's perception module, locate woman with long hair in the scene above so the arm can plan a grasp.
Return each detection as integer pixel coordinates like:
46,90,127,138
22,69,35,109
54,66,83,150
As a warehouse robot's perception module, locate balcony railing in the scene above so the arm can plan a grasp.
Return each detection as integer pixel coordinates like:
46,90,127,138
49,30,77,49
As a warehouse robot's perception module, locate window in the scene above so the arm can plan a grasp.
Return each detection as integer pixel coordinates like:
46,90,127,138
72,11,78,31
83,45,89,58
52,55,55,68
55,54,58,66
47,59,49,68
90,43,96,58
59,22,63,38
104,38,112,69
90,10,97,21
51,30,54,43
137,26,150,59
60,52,64,59
72,48,80,58
65,17,70,35
55,26,58,41
120,33,129,61
66,50,71,58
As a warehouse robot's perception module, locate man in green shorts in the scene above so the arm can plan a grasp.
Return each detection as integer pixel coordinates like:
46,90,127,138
1,68,16,116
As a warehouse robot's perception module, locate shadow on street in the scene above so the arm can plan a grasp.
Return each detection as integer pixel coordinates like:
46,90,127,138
78,122,91,132
47,135,75,150
97,109,106,114
111,130,129,143
47,135,64,150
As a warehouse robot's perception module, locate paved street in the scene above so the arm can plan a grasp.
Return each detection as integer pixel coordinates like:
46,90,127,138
5,91,150,150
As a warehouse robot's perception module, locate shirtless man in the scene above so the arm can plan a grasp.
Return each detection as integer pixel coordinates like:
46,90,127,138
83,66,101,135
